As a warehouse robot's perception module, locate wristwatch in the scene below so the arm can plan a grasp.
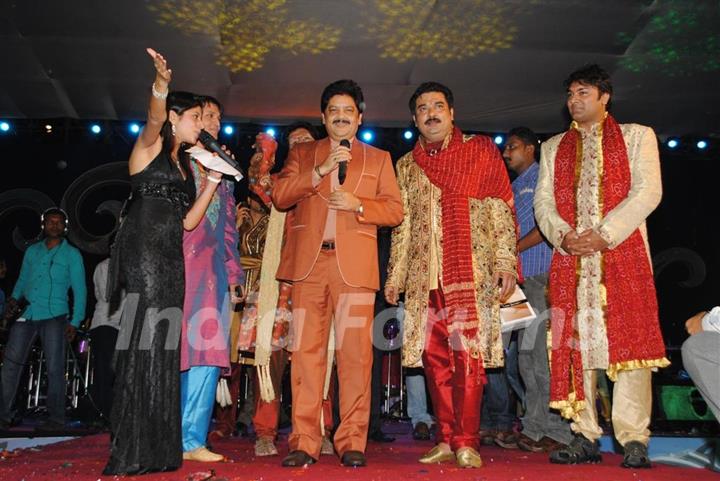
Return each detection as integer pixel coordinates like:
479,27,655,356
356,202,364,216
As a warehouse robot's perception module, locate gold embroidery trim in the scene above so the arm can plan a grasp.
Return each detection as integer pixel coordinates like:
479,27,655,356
597,119,609,343
606,357,671,382
549,396,587,421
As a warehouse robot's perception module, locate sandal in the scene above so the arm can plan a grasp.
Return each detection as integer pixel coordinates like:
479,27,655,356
549,433,602,464
622,441,651,468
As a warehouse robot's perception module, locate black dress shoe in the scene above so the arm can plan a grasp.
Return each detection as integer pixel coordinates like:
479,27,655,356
412,422,431,440
341,450,366,467
368,430,395,443
281,450,316,467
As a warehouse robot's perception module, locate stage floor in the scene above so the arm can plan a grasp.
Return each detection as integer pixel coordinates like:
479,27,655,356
1,423,719,481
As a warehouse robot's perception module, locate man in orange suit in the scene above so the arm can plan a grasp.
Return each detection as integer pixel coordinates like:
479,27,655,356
273,79,403,468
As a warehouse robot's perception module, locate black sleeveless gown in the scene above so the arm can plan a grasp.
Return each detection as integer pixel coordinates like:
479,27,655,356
104,151,195,475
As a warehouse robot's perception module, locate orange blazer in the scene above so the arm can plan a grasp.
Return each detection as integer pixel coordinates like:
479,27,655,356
273,137,403,291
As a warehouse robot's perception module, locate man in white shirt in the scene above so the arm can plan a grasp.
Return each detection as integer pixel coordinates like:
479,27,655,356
89,258,125,423
682,308,720,422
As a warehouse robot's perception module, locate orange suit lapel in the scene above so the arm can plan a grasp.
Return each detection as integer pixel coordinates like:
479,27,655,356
313,138,332,198
345,138,365,194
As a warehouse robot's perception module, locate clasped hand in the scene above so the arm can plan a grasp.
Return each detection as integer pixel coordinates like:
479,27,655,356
561,229,609,256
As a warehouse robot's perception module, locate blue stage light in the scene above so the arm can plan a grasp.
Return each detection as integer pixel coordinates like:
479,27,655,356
403,130,413,140
697,140,708,150
223,125,234,135
129,123,141,134
90,124,101,134
667,139,679,149
0,121,9,132
265,127,276,138
494,135,504,145
362,130,374,142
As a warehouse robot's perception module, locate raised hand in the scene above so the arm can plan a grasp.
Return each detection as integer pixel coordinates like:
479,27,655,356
236,205,251,227
317,145,352,177
146,47,172,85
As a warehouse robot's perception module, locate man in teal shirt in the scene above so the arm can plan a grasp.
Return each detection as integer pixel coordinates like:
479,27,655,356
0,208,86,430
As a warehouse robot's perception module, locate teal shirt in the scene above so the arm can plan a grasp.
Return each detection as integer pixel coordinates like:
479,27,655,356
11,239,87,327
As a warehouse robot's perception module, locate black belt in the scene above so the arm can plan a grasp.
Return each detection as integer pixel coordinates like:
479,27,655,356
321,241,336,250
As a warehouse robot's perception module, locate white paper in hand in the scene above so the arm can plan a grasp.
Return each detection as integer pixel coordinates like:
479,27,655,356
186,146,243,181
500,284,536,333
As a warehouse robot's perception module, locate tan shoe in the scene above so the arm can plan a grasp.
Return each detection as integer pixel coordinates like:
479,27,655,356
456,447,483,468
419,444,455,464
320,436,334,455
254,437,279,457
182,447,225,462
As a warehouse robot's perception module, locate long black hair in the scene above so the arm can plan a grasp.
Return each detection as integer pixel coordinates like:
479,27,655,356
160,91,202,169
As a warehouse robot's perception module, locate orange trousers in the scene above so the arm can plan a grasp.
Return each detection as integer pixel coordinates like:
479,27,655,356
252,349,335,438
288,249,375,459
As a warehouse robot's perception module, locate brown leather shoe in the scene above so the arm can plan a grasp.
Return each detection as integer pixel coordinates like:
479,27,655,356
538,437,566,453
340,450,366,467
281,450,316,467
478,429,497,446
517,433,545,452
494,431,519,449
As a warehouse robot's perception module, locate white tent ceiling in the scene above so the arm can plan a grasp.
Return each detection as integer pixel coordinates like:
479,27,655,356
1,0,718,135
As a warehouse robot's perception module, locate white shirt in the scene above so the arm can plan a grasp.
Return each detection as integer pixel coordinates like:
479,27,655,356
702,307,720,333
90,259,124,330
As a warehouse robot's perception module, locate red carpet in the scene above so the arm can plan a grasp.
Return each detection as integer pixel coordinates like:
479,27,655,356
0,432,716,481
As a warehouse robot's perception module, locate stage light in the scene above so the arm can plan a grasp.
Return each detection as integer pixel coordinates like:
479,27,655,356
494,135,504,145
265,127,276,138
90,124,101,134
223,125,234,136
129,123,141,134
667,138,679,149
362,130,374,143
0,121,9,132
45,124,53,133
697,140,708,150
403,130,413,140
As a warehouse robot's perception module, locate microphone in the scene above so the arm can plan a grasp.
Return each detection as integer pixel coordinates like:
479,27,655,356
338,139,350,185
198,129,241,171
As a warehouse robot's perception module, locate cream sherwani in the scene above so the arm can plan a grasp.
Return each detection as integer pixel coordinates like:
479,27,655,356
534,121,663,446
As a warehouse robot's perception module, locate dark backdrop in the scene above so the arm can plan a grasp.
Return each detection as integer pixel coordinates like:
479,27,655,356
1,120,718,362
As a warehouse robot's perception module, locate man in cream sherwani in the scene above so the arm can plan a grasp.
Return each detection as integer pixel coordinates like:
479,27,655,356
534,64,668,469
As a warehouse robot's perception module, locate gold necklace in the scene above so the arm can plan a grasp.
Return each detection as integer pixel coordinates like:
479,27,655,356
171,155,186,179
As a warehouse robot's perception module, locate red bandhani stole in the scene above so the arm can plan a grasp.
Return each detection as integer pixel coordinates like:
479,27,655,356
413,127,516,355
549,115,668,416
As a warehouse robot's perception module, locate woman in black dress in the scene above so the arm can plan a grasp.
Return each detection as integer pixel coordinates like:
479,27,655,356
104,48,223,475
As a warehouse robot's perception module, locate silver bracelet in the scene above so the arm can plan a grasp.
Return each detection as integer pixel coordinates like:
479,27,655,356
151,82,168,100
207,176,222,184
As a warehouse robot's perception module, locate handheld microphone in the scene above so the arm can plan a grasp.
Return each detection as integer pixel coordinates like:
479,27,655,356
338,139,350,185
198,129,241,171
